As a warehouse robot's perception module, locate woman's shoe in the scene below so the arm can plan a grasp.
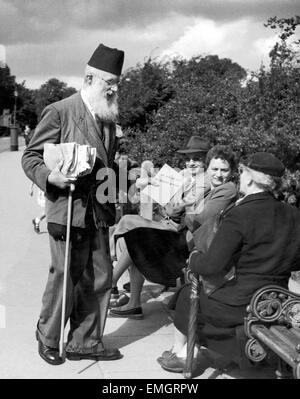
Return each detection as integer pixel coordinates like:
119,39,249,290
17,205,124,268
156,348,175,365
160,354,187,373
109,293,130,309
111,286,119,299
109,306,144,319
123,282,131,293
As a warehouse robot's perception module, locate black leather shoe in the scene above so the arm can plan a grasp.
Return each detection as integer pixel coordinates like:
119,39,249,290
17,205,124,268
109,306,143,319
37,335,64,365
66,348,122,361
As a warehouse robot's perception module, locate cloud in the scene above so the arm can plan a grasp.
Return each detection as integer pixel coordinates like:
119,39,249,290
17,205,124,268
159,16,300,71
1,0,299,45
8,13,194,88
2,0,299,88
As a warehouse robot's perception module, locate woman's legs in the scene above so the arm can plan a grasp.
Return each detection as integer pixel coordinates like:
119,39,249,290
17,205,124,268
172,326,187,354
111,236,145,310
161,284,198,359
111,237,145,308
113,265,145,310
112,237,132,286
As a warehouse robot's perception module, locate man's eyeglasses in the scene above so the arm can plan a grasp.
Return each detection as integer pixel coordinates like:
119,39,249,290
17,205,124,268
101,77,121,87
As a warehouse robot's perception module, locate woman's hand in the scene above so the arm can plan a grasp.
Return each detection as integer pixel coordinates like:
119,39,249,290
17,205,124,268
135,176,159,190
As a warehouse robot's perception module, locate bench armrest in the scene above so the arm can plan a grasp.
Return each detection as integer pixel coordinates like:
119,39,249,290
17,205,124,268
244,285,300,378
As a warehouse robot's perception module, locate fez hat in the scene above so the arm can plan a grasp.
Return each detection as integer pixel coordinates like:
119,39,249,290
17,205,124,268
177,136,211,154
246,152,285,177
88,43,124,76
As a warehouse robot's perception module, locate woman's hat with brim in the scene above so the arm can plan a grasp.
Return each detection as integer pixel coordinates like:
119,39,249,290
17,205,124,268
245,152,285,177
177,136,211,154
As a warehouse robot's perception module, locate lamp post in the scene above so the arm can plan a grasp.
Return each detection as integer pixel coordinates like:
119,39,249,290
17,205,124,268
10,88,18,151
13,88,18,126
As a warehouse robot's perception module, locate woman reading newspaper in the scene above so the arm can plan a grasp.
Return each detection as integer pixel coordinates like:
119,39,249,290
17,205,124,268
109,137,211,299
109,141,238,319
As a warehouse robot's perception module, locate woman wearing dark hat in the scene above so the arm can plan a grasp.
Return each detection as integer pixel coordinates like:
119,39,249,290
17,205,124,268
108,136,211,301
158,152,300,374
111,136,212,243
109,142,238,319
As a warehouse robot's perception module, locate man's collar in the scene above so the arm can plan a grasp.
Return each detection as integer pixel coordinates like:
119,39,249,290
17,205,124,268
80,89,96,120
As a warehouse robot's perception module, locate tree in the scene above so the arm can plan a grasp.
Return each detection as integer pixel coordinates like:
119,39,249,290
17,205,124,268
119,55,246,166
35,78,76,119
265,15,300,69
118,59,174,131
0,65,16,115
15,82,38,129
240,16,300,169
118,15,300,180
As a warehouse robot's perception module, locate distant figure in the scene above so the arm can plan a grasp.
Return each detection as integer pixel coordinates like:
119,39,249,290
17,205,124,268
24,125,32,147
29,182,46,234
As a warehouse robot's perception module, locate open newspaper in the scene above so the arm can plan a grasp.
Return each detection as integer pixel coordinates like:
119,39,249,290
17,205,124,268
141,163,185,207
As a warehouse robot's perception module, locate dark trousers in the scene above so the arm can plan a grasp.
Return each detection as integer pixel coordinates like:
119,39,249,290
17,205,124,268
37,228,112,352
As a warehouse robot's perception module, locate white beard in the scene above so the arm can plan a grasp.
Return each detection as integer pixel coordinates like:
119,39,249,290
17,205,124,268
94,95,119,123
85,86,119,123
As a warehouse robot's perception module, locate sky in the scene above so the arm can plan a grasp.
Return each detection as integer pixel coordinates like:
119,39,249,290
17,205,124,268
0,0,299,90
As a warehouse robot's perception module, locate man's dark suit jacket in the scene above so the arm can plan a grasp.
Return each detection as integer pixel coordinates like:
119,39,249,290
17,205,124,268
22,92,118,228
191,192,300,306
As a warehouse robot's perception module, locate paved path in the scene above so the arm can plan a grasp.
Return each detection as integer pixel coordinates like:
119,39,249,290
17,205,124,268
0,135,25,153
0,144,276,379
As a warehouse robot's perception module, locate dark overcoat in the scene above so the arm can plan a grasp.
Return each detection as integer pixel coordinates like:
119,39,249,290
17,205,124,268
178,192,300,366
194,192,300,308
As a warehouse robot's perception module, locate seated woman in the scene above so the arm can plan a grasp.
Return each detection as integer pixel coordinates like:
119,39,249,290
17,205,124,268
109,136,211,299
110,136,212,260
109,144,238,319
158,152,300,374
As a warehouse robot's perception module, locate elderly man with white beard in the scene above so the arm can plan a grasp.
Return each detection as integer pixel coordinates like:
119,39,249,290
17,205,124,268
22,43,125,365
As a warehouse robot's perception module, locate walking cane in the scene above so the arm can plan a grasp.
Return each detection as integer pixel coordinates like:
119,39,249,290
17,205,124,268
59,182,75,360
183,268,200,379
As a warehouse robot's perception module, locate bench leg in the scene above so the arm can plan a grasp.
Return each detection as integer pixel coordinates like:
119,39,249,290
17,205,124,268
275,359,292,379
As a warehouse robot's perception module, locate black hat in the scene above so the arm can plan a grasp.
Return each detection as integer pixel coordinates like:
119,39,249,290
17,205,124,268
177,136,211,154
246,152,285,177
88,43,124,76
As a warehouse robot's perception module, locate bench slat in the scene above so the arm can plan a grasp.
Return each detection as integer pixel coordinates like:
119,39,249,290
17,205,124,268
270,325,300,349
291,328,300,340
252,325,299,368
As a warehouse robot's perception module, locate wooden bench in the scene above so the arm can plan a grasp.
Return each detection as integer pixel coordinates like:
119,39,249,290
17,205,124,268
244,285,300,379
